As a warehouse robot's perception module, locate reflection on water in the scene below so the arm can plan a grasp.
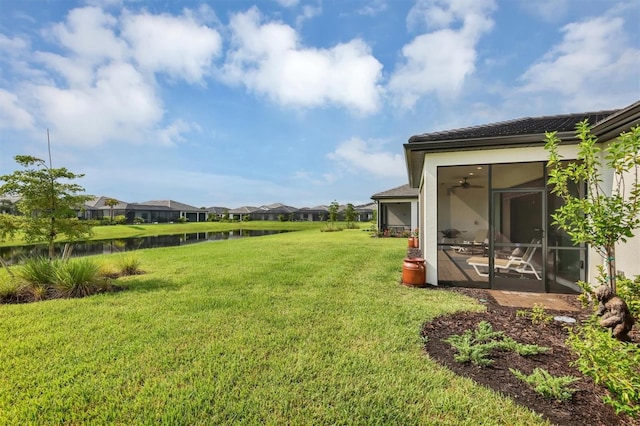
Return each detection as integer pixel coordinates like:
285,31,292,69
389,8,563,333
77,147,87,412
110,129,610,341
0,230,290,265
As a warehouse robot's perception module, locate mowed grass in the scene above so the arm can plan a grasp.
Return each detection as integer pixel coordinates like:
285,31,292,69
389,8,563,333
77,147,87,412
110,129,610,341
0,229,548,425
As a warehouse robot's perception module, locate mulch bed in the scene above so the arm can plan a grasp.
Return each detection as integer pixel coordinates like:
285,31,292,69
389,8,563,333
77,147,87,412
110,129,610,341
420,286,639,426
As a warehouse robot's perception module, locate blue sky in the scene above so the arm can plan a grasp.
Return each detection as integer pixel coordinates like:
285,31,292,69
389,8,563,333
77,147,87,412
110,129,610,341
1,0,639,209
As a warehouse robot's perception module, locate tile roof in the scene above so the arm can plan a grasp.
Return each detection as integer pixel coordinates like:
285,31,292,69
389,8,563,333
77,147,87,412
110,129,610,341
228,206,258,214
371,184,419,200
139,200,201,211
408,110,618,143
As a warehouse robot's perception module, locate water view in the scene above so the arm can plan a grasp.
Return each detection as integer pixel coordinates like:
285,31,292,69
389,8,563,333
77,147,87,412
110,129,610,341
0,229,290,264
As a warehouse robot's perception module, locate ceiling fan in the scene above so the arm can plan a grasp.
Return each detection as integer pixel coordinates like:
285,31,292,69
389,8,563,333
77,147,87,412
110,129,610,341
450,177,484,192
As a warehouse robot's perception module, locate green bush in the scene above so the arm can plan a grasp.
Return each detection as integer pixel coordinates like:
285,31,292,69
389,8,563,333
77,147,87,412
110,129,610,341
516,304,554,325
114,215,127,225
321,223,344,232
510,368,579,402
10,256,115,302
117,254,142,276
567,319,640,417
17,256,57,285
617,274,640,320
0,278,20,303
445,321,549,367
52,258,103,298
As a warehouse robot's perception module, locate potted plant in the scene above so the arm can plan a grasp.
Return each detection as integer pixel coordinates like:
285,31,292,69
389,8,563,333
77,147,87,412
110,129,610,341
411,228,419,248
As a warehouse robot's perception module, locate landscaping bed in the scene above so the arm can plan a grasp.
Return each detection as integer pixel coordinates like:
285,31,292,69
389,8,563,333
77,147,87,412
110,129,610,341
421,287,639,426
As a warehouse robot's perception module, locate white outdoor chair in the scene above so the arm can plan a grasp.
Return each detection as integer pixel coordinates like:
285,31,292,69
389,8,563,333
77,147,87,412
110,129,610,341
466,240,541,280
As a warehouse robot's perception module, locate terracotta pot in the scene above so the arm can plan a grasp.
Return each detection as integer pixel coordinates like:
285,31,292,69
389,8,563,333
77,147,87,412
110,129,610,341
402,257,426,287
408,238,414,247
412,237,419,248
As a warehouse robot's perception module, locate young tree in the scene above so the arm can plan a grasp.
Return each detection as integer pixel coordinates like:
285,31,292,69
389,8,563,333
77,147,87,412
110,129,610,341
104,197,119,223
328,200,340,222
0,155,93,260
344,203,356,223
545,121,640,293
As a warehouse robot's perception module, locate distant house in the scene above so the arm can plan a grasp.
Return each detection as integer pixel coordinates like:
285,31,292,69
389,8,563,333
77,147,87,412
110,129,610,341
251,203,298,221
403,100,640,293
206,206,229,221
82,197,206,223
0,196,20,215
296,205,329,221
370,184,419,233
355,203,376,222
137,200,206,223
228,206,257,221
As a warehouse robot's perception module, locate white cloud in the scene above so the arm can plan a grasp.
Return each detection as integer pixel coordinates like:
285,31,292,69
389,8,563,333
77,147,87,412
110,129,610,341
296,5,322,27
31,61,163,146
157,119,201,146
518,16,640,111
49,6,127,63
0,33,29,53
389,0,496,108
357,0,388,17
0,88,34,129
327,137,405,178
121,10,222,84
222,7,383,115
1,6,222,147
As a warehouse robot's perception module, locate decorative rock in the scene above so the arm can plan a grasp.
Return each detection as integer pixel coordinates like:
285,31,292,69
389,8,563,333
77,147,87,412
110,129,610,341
553,315,576,323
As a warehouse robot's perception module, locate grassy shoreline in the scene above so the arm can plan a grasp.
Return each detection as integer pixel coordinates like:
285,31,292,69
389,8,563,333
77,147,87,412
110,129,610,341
0,220,338,247
0,229,547,424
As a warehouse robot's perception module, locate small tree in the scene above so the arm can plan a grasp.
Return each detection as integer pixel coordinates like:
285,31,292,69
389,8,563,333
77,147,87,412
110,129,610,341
545,121,640,293
104,197,119,223
328,200,339,222
344,203,356,223
0,155,93,260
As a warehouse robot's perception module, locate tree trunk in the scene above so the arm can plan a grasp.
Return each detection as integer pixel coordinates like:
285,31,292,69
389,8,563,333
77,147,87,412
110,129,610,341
606,244,617,294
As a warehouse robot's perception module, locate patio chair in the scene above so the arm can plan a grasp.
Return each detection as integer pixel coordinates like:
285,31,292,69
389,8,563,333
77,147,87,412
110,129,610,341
466,240,541,280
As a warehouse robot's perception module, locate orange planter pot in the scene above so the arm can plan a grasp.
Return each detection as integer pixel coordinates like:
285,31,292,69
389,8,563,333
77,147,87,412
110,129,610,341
402,257,426,287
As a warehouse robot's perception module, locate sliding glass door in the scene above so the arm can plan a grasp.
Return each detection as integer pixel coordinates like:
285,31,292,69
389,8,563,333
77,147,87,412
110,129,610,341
490,189,545,292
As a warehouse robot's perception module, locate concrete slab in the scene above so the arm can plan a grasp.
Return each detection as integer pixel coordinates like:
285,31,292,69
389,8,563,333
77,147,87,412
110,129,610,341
487,290,579,311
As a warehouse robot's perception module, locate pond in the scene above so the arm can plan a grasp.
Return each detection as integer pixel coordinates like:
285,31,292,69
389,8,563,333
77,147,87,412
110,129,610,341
0,230,290,265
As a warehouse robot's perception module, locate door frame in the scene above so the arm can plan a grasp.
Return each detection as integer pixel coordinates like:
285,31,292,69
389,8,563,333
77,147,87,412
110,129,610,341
489,188,547,292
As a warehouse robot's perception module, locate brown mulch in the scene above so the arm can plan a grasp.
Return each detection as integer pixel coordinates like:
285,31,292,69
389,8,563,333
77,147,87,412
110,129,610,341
420,286,639,426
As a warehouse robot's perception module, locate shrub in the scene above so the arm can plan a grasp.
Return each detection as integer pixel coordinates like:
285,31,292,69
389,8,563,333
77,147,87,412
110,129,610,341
510,368,579,402
445,321,549,367
114,215,127,225
567,319,640,417
321,223,344,232
117,255,142,276
17,256,57,286
516,304,554,325
52,258,102,298
0,278,20,303
617,274,640,320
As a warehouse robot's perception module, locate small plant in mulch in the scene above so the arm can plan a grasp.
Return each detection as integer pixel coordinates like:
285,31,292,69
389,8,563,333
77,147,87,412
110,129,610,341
444,320,550,367
567,317,640,418
515,303,554,325
510,367,580,402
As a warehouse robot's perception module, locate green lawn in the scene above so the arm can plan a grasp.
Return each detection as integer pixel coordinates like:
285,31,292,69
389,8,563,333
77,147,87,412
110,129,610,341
0,229,548,425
